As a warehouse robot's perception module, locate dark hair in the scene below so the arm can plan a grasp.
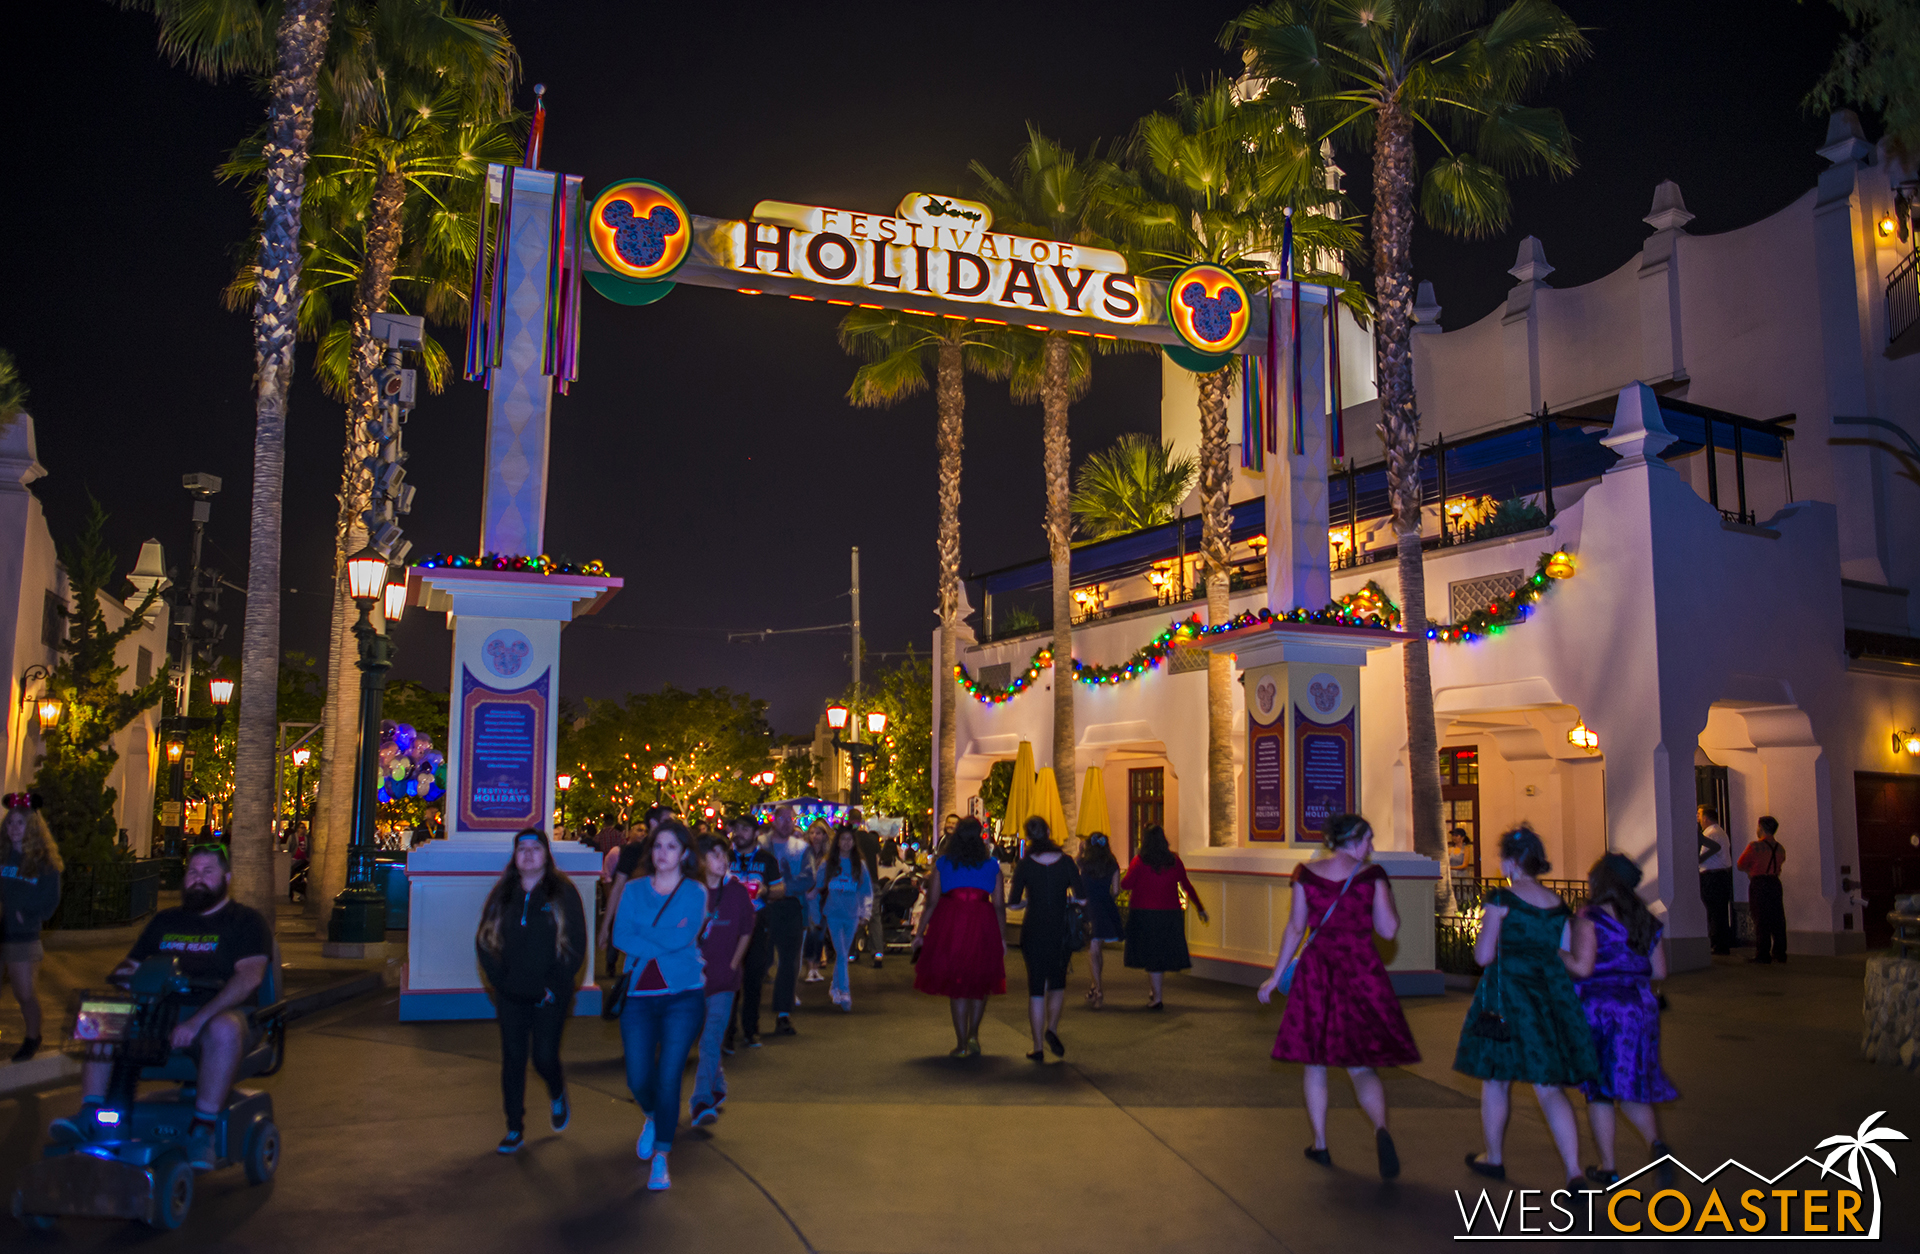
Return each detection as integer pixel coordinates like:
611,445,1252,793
1498,825,1551,877
695,833,730,866
1698,807,1720,824
1022,815,1059,855
1588,853,1659,956
1138,824,1175,872
1078,832,1119,877
186,844,230,872
643,805,671,829
1757,815,1778,837
822,827,866,899
477,829,575,961
637,820,699,879
1323,813,1372,852
940,816,990,869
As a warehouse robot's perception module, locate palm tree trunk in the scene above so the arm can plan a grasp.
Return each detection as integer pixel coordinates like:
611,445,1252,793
229,0,334,914
1374,103,1445,881
934,339,964,834
316,160,408,918
1042,333,1076,834
1197,367,1235,847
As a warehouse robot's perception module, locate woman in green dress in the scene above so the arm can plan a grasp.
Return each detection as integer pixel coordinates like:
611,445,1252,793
1454,826,1598,1191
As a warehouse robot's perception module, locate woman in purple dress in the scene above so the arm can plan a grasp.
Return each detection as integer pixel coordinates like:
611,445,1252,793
1258,814,1419,1179
1564,853,1677,1185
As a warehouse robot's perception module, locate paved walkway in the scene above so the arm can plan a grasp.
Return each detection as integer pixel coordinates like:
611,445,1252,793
1,945,1915,1250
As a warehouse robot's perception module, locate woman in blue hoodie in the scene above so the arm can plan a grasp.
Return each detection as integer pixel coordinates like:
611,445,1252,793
1,796,62,1062
475,829,586,1154
613,819,708,1191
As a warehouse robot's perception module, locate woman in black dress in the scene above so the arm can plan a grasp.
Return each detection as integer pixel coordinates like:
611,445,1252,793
1077,833,1124,1009
1008,816,1083,1062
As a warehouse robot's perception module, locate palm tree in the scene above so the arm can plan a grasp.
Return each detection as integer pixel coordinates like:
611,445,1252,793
119,0,336,911
1072,434,1199,540
0,348,27,433
839,310,1011,830
1817,1110,1907,1239
1229,0,1585,872
1109,77,1350,846
971,128,1131,832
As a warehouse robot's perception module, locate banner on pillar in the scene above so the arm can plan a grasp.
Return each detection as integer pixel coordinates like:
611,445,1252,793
1294,703,1355,842
1248,668,1286,842
458,666,549,832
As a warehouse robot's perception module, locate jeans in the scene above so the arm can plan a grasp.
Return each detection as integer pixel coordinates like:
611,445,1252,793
740,898,803,1036
804,923,826,966
825,909,858,1000
497,994,568,1133
691,990,733,1111
1749,875,1787,962
619,989,705,1151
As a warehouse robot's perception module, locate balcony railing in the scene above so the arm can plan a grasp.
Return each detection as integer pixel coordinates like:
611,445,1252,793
1890,246,1919,348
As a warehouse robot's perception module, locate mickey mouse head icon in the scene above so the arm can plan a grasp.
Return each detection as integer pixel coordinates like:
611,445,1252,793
602,199,682,271
1179,281,1243,344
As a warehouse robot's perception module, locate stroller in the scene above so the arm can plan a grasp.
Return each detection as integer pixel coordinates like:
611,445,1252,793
875,866,925,953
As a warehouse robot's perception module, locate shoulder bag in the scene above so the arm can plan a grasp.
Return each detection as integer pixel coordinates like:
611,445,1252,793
1469,892,1512,1040
1276,869,1356,995
599,877,686,1021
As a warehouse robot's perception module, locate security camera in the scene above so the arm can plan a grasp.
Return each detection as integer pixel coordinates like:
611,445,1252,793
183,472,222,497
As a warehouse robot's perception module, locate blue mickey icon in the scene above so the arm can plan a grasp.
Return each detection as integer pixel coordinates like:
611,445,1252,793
1179,281,1243,343
602,199,682,271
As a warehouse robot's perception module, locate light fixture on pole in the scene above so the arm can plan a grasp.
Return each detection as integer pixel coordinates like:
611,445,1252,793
290,745,312,825
555,772,573,833
828,702,880,808
208,677,235,708
384,580,408,624
328,545,394,951
652,762,669,804
866,709,888,736
825,702,849,731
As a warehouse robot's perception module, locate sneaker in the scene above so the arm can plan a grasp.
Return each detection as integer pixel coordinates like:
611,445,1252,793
47,1116,90,1145
691,1101,718,1128
871,956,883,969
636,1116,656,1160
186,1122,218,1171
721,1040,736,1057
497,1131,525,1154
647,1152,671,1191
550,1093,570,1133
714,1088,728,1108
775,1015,797,1036
745,1034,762,1049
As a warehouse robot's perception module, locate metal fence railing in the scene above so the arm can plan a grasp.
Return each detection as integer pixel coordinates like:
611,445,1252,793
1889,246,1918,347
137,855,184,892
1449,876,1589,913
1436,914,1482,976
47,861,163,931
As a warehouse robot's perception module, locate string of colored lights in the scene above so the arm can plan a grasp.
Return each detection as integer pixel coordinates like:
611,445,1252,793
414,553,611,577
954,554,1575,704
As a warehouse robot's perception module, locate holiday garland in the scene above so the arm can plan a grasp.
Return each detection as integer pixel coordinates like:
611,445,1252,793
954,553,1575,704
415,552,611,577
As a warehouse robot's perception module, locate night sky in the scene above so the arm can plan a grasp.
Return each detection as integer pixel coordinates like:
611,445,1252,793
0,1,1860,734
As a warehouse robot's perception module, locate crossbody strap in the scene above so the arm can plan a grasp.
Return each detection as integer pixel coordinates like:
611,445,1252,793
1299,868,1358,954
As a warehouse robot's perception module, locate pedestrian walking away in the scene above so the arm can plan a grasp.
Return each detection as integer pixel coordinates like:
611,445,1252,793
1007,816,1083,1061
911,816,1006,1056
1121,825,1208,1010
476,829,587,1155
801,821,832,986
763,806,816,1035
1454,825,1599,1193
0,795,62,1062
1258,814,1418,1179
1696,806,1735,956
1737,816,1788,964
727,815,789,1048
1077,833,1124,1010
690,834,755,1128
612,820,710,1191
815,825,873,1011
1564,853,1679,1187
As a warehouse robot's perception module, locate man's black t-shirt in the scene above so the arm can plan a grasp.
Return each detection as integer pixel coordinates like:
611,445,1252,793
729,844,784,914
128,901,272,996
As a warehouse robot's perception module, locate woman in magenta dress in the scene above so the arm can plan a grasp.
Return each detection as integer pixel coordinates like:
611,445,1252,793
911,817,1006,1057
1258,814,1418,1179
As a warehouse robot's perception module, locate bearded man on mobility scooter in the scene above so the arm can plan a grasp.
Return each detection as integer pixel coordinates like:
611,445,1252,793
13,845,284,1230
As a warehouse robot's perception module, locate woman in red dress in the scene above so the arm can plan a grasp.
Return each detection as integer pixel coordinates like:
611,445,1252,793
911,817,1006,1056
1120,825,1208,1011
1258,813,1419,1179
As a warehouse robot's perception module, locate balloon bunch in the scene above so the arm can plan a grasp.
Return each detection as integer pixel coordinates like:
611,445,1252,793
376,720,446,805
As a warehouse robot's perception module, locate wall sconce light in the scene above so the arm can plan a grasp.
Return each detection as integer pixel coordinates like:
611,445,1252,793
1895,728,1920,756
36,695,63,732
1568,720,1599,754
1879,211,1899,239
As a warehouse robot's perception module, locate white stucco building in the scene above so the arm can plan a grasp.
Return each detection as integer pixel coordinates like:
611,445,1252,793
935,111,1920,982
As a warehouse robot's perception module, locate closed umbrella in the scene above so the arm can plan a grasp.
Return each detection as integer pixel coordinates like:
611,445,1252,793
1077,766,1110,838
1002,741,1035,838
1031,767,1069,847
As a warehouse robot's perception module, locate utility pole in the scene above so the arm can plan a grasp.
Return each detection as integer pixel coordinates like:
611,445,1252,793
849,546,860,801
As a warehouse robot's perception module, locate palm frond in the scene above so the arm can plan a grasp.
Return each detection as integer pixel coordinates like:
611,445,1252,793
117,0,274,82
846,348,930,409
1420,153,1511,237
1071,433,1199,539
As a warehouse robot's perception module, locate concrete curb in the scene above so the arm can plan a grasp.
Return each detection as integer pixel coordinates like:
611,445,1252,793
0,970,385,1101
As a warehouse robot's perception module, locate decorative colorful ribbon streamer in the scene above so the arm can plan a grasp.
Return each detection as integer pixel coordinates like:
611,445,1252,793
1241,354,1266,472
543,175,584,392
1328,291,1345,459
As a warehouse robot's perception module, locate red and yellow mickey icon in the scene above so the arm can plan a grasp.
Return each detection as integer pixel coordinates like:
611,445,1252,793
588,179,691,282
1167,262,1251,354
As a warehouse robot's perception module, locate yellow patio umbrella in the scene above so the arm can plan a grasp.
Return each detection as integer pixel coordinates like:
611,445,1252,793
1076,766,1110,838
1002,741,1035,838
1030,767,1069,846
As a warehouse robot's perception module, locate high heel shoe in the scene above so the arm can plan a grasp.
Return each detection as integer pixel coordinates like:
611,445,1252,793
1026,1050,1045,1062
1376,1128,1400,1179
1465,1153,1506,1181
1088,988,1104,1010
1304,1146,1332,1167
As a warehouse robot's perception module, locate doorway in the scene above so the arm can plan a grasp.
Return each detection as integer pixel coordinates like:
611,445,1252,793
1855,773,1920,948
1127,767,1164,863
1441,746,1481,875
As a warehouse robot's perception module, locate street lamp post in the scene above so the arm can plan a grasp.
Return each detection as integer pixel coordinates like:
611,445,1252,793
826,703,887,809
556,772,573,835
290,746,312,827
652,762,669,806
326,547,395,949
208,677,234,830
164,737,186,854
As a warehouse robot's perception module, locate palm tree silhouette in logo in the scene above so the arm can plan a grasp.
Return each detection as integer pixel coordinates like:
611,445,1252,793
1817,1111,1906,1238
